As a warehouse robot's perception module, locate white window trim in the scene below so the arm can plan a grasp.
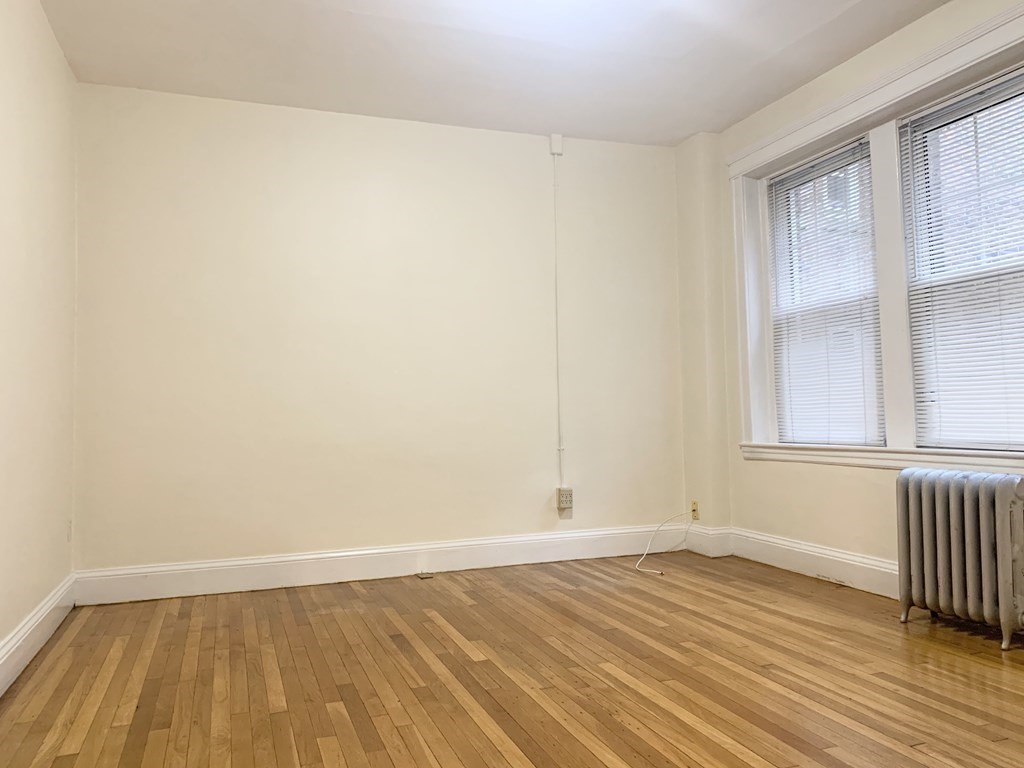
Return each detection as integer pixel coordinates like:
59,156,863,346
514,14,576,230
732,8,1024,473
740,443,1024,474
727,5,1024,178
866,123,916,450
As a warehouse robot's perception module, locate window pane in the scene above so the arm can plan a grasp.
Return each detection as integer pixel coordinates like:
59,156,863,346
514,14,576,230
768,143,885,446
902,81,1024,450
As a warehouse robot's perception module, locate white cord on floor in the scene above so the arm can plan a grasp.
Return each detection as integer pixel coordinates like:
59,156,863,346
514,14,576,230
635,512,693,575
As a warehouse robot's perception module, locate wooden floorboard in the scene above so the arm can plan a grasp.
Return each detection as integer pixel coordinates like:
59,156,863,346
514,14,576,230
3,552,1024,767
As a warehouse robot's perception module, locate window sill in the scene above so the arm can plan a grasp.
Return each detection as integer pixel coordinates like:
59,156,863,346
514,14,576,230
739,442,1024,473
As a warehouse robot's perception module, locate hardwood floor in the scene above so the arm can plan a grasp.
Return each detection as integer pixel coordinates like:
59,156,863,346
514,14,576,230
2,553,1024,768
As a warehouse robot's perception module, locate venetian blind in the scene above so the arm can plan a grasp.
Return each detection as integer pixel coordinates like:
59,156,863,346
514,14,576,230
901,74,1024,450
768,141,885,445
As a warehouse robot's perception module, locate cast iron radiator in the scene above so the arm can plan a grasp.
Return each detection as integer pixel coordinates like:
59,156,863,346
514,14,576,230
897,468,1024,650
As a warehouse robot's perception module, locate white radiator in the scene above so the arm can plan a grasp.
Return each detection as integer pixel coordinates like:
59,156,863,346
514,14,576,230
897,468,1024,650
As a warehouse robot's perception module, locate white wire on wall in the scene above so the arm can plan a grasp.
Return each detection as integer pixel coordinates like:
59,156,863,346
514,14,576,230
550,138,567,489
547,136,691,570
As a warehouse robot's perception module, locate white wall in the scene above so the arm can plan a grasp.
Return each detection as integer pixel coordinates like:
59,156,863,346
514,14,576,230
0,0,76,638
677,0,1023,565
74,86,684,570
674,134,732,530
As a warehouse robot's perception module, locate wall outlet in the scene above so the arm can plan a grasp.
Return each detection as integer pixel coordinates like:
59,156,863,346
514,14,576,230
690,500,700,521
557,487,574,511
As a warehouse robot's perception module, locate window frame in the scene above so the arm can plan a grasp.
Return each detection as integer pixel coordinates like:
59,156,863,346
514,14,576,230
733,54,1024,473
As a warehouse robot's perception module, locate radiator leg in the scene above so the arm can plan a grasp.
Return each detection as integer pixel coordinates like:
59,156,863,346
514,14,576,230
929,610,939,622
900,595,912,624
1001,626,1014,651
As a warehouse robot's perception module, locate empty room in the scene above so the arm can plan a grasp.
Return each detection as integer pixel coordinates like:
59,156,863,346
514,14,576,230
5,0,1024,766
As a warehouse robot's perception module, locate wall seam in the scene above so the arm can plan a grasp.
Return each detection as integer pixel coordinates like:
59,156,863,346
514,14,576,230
69,84,82,579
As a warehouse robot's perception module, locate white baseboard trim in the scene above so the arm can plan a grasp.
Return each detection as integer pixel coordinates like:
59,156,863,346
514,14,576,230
74,523,897,605
642,524,897,597
0,574,76,698
685,524,735,558
75,523,699,606
729,528,898,599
